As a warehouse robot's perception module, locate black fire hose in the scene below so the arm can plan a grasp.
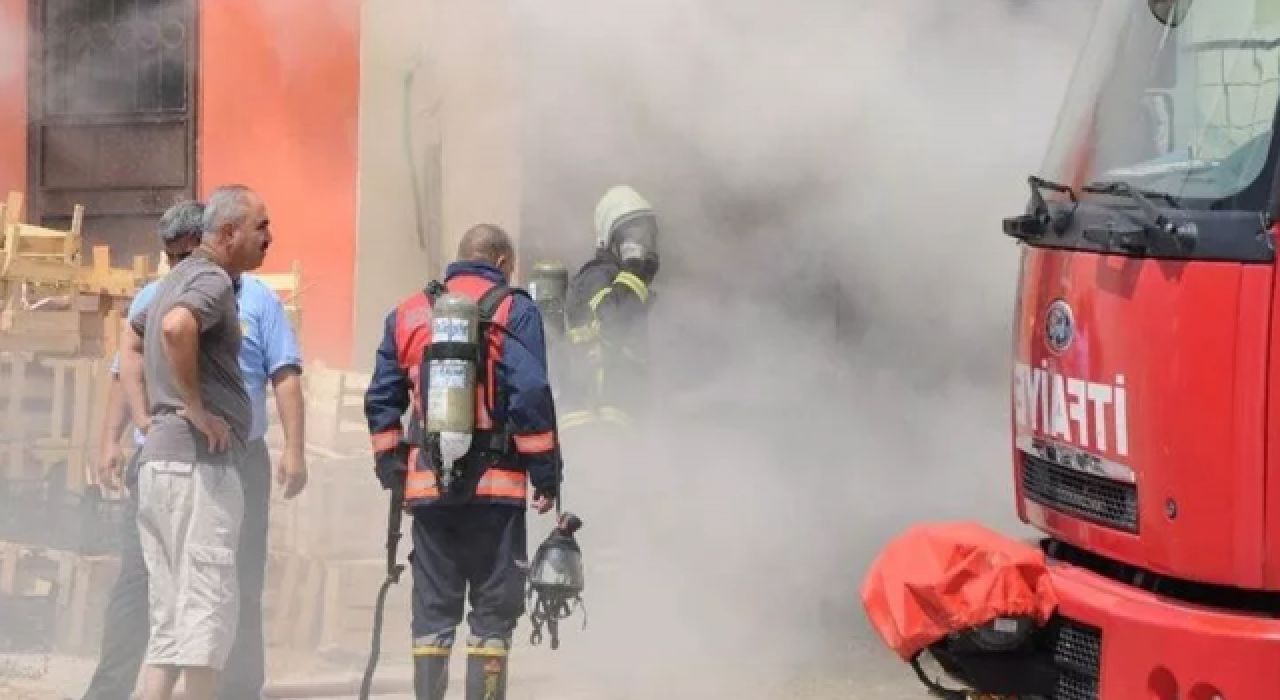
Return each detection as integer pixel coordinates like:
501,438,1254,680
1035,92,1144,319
908,651,970,700
358,480,406,700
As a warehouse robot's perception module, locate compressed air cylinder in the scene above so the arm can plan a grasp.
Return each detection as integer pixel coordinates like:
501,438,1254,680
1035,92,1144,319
426,293,480,470
528,260,569,336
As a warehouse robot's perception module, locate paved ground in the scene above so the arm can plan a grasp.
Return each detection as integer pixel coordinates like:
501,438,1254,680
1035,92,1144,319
1,514,1027,700
1,378,1023,700
1,504,1024,700
0,631,934,700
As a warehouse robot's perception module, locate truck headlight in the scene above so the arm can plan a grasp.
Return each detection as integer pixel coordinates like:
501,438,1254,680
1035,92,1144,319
962,615,1035,652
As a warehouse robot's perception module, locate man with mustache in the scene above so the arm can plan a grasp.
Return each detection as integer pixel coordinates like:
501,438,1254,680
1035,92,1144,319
98,186,304,700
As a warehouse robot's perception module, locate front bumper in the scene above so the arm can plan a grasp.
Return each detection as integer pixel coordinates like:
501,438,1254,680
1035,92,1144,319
1050,557,1280,700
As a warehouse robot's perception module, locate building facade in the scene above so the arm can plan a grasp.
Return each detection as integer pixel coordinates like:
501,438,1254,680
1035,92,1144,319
0,0,520,368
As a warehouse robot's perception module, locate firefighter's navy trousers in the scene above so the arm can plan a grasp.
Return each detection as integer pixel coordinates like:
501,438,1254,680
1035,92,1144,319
78,439,272,700
410,504,528,645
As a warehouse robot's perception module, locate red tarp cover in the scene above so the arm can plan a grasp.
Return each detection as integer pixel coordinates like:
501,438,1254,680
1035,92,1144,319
860,521,1060,661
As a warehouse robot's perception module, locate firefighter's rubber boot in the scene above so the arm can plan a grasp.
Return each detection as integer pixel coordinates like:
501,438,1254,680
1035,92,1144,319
412,635,452,700
464,637,510,700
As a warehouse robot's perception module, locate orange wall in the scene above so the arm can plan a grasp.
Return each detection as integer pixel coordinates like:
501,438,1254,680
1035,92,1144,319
200,0,362,367
0,0,26,198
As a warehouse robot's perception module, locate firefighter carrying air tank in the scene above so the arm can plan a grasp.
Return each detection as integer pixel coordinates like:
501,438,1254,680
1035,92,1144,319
363,223,566,700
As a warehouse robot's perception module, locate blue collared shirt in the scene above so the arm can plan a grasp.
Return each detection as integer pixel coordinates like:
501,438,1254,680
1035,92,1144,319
111,273,303,445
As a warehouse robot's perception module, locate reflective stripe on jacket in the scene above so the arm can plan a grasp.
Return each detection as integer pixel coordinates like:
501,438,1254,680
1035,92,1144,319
364,261,563,507
560,254,652,428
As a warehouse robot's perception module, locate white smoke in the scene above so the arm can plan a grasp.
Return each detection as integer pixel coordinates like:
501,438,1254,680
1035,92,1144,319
509,0,1095,698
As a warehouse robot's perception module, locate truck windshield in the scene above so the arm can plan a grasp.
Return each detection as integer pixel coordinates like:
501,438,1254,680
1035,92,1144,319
1039,0,1280,205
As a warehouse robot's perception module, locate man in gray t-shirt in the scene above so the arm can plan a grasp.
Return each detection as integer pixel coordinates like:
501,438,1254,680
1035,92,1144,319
117,184,273,700
130,251,251,464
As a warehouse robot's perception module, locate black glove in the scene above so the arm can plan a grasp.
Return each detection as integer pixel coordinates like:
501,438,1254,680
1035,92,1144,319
375,446,409,491
533,483,559,504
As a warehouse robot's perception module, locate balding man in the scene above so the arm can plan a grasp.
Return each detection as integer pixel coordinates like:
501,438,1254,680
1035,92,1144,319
80,195,304,700
119,184,274,700
364,223,565,700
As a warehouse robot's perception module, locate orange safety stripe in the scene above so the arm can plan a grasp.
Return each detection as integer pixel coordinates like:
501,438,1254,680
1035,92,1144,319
475,384,494,431
371,429,402,453
405,480,440,501
405,450,440,500
475,468,527,500
406,466,527,502
513,431,555,454
391,294,433,435
393,294,434,370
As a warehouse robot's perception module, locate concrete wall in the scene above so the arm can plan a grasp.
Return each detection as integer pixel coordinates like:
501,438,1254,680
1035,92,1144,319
351,0,521,368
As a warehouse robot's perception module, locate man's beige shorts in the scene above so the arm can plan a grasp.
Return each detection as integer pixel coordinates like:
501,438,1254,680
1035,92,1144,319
136,460,245,670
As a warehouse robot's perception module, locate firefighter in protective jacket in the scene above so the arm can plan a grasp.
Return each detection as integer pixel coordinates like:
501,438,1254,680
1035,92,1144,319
363,224,564,700
561,184,660,430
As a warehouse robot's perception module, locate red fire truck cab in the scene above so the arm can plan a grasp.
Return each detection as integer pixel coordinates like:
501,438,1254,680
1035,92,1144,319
863,0,1280,698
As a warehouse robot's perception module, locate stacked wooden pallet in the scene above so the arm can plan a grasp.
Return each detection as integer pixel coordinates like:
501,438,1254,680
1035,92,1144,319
0,541,121,656
0,189,328,661
260,364,411,662
0,189,403,663
0,191,150,358
0,190,150,659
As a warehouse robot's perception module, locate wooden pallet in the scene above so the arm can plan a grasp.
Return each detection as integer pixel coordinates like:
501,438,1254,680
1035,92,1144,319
0,191,81,269
263,550,410,658
0,353,371,501
313,555,411,659
263,363,371,458
265,453,386,560
0,540,121,656
1,192,150,296
0,253,141,357
0,191,149,358
0,352,113,492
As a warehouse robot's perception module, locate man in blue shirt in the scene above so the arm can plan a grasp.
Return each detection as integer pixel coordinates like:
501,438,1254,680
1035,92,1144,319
77,199,307,700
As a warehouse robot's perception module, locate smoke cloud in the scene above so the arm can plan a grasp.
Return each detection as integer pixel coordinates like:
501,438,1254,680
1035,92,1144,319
510,0,1095,697
0,0,1096,695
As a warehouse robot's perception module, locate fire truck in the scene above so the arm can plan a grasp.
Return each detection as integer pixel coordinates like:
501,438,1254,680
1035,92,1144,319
861,0,1280,698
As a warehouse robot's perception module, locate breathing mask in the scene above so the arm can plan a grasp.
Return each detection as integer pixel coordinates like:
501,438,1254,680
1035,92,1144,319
526,512,587,650
612,214,658,262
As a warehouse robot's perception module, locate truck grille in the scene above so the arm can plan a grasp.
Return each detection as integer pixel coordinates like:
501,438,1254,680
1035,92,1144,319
1049,617,1102,700
1021,453,1138,533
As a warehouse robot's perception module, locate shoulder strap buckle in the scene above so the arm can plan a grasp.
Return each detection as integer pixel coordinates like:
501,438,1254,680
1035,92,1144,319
424,279,447,304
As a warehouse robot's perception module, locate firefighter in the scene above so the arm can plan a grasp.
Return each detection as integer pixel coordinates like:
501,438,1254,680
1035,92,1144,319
560,184,661,430
363,223,564,700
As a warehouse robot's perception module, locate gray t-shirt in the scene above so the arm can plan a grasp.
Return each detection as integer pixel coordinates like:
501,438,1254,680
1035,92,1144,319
131,250,251,465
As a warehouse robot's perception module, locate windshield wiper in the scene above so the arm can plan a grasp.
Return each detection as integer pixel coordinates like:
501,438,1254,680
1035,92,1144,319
1080,180,1196,253
1002,175,1078,241
1082,179,1181,209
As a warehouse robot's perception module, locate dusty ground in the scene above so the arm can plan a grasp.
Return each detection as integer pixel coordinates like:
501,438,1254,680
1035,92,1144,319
2,521,1027,700
1,504,1025,700
0,404,1018,700
0,633,932,700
